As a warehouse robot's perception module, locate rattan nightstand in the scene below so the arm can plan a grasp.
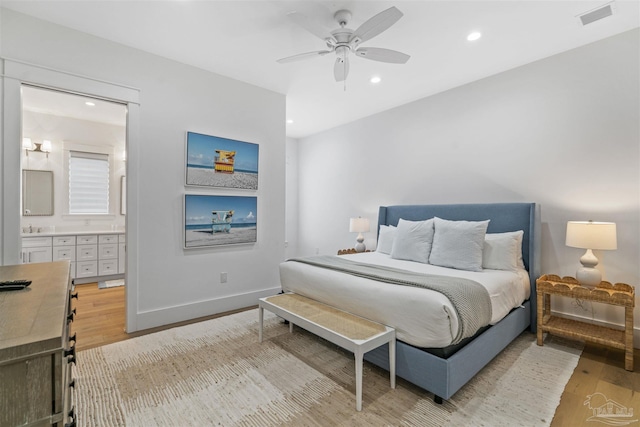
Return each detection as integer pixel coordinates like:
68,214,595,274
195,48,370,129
337,248,372,255
536,274,635,371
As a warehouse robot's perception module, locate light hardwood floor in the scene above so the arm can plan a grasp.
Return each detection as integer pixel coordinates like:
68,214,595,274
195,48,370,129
72,283,639,426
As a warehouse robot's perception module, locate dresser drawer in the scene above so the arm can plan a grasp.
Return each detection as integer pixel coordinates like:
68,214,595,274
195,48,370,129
77,235,98,245
53,246,76,262
99,234,119,244
98,259,118,276
53,235,76,246
76,261,98,278
99,243,118,259
77,245,98,261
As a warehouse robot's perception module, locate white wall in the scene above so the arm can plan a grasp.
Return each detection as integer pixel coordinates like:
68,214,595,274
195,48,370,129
21,111,127,232
295,30,639,332
1,9,286,331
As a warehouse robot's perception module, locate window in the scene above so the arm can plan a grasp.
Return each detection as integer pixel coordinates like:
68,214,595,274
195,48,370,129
68,151,110,214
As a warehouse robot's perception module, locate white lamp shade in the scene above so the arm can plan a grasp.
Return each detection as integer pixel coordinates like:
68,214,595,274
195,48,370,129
22,138,33,150
566,221,617,250
349,217,370,233
41,140,52,153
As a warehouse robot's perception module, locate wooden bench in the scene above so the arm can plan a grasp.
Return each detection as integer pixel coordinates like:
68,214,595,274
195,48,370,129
258,293,396,411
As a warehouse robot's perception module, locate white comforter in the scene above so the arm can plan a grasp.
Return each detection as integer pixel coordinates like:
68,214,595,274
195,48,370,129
279,252,530,348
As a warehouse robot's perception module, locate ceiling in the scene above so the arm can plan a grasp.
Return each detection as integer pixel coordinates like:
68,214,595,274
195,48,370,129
4,1,639,138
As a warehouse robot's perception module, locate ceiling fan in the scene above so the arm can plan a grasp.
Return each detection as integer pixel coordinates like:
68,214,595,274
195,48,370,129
277,6,410,82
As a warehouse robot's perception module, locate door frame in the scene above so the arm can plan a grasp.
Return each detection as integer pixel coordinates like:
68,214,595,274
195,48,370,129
1,58,141,332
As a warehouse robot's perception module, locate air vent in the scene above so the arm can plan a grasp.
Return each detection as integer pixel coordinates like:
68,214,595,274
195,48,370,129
577,2,614,26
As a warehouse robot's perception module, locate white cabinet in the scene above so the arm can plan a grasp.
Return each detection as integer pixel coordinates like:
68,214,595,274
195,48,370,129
53,235,76,278
98,259,118,276
21,232,125,282
76,260,98,278
21,237,52,264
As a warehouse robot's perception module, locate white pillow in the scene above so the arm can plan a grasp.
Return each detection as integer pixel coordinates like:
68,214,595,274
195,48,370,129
429,217,490,272
376,225,397,254
483,230,525,271
390,218,434,264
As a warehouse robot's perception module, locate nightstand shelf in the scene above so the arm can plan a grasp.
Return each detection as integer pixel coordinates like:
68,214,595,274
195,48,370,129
536,274,634,371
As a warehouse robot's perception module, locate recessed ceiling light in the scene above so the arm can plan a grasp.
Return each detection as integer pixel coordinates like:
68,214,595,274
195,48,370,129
286,119,293,124
370,76,382,84
467,32,482,41
85,101,96,107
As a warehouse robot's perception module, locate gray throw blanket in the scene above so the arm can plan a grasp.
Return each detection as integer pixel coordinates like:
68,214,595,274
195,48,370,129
289,255,492,345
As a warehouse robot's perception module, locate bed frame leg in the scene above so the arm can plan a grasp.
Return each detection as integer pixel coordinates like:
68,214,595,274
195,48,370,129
434,395,443,405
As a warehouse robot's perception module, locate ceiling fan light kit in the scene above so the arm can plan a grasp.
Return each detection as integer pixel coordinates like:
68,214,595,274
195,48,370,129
278,6,410,83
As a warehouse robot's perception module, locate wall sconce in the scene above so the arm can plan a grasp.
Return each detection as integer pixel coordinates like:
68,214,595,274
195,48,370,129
349,216,370,252
23,138,52,158
566,220,617,287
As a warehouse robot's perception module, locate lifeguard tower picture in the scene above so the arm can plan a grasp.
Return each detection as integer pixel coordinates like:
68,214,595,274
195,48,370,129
211,210,233,233
186,132,259,190
214,150,236,174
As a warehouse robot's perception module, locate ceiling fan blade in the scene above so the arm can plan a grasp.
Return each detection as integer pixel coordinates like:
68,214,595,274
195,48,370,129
277,50,332,64
287,11,336,44
349,7,403,45
355,47,410,64
334,56,350,82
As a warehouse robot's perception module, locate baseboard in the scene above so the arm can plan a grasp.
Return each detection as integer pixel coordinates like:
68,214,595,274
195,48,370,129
133,286,281,332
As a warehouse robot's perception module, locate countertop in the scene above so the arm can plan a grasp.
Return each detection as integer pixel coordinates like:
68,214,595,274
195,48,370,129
21,229,125,237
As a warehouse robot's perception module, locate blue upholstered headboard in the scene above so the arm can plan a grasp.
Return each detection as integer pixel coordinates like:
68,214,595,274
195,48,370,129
378,203,540,327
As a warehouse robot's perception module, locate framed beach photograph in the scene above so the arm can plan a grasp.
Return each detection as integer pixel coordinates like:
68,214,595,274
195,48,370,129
185,131,259,190
184,194,257,248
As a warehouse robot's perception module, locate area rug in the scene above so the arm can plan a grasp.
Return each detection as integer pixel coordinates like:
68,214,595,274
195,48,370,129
73,309,582,426
98,279,125,289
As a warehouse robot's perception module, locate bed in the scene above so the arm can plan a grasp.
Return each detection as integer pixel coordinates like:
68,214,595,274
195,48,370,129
280,202,540,403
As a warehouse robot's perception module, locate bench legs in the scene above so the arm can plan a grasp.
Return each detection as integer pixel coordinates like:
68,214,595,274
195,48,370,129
390,337,396,389
355,348,364,411
258,306,264,343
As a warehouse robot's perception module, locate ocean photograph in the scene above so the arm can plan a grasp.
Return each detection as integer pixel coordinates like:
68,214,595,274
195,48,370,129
185,132,259,189
184,194,257,248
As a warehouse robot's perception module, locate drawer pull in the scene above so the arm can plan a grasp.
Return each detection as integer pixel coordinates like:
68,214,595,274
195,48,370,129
65,410,77,427
69,332,77,343
65,345,76,365
69,379,76,389
67,308,76,323
71,292,78,300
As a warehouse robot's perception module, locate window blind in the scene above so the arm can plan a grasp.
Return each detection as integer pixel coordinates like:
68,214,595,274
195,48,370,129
69,151,110,214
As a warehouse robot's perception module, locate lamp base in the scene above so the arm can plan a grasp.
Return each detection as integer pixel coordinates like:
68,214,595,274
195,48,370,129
576,267,601,288
355,233,365,253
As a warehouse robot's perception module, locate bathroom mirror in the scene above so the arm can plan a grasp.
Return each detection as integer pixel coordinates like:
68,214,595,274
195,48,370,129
22,169,54,216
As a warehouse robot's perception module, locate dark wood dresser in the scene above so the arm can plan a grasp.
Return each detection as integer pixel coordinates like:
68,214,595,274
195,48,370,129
0,261,76,427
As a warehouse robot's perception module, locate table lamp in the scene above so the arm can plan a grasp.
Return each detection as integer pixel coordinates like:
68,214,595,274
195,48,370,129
565,220,617,287
349,217,370,252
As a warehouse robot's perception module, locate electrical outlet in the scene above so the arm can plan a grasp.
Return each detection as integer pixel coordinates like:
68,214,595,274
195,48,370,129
220,272,227,283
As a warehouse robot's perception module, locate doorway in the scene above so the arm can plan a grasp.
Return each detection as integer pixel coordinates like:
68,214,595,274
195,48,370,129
21,85,128,331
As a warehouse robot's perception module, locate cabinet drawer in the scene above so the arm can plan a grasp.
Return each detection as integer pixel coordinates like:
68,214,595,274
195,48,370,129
76,261,97,278
53,236,76,246
22,236,52,247
98,259,118,276
53,246,76,262
77,235,98,245
77,245,98,261
99,234,119,244
99,244,118,260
